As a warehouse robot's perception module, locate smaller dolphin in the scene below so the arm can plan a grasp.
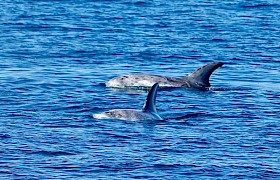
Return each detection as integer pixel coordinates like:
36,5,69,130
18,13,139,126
93,83,162,121
106,62,224,91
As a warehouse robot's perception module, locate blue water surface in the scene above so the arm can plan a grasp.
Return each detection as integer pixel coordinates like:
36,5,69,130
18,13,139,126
1,0,280,179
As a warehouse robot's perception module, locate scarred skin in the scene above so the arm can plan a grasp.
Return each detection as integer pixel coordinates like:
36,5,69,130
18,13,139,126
106,62,224,91
93,83,162,121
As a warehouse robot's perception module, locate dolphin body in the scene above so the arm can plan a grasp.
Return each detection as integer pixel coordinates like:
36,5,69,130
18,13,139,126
106,62,224,91
93,83,162,121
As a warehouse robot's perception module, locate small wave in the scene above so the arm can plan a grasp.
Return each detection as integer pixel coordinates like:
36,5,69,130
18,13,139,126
240,3,278,9
212,38,226,42
43,165,80,170
153,163,187,170
171,112,209,121
121,1,153,6
0,134,11,139
34,150,77,156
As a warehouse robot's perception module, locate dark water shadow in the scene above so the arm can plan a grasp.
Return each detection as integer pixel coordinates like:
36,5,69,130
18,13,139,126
170,112,210,121
212,86,255,92
135,112,211,128
97,82,106,87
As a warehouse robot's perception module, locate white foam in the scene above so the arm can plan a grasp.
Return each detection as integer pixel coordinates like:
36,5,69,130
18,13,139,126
92,113,109,119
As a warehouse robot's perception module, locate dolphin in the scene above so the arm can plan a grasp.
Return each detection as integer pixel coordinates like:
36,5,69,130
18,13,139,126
93,83,162,121
106,62,224,91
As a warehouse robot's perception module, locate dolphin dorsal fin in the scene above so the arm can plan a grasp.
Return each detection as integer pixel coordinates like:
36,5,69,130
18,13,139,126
142,83,159,113
186,62,224,87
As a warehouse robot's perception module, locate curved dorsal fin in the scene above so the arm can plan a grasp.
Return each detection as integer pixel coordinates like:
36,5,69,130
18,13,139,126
142,83,159,113
186,62,224,87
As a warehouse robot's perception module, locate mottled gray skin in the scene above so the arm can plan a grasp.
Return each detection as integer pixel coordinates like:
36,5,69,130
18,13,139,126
100,109,162,121
106,62,224,91
93,83,162,121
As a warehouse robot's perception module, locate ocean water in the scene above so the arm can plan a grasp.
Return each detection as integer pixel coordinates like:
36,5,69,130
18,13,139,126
1,0,280,179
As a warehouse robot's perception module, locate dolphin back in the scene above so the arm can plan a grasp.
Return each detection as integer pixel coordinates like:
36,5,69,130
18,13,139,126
142,83,159,113
184,62,224,89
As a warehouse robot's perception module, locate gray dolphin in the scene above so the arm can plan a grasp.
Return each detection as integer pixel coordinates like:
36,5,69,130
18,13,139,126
106,62,224,91
93,83,162,121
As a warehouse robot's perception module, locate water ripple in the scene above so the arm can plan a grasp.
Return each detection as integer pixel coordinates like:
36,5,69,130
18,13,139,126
1,0,280,179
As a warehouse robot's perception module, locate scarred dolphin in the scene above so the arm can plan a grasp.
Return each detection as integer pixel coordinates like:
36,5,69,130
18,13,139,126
93,83,162,121
106,62,224,91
